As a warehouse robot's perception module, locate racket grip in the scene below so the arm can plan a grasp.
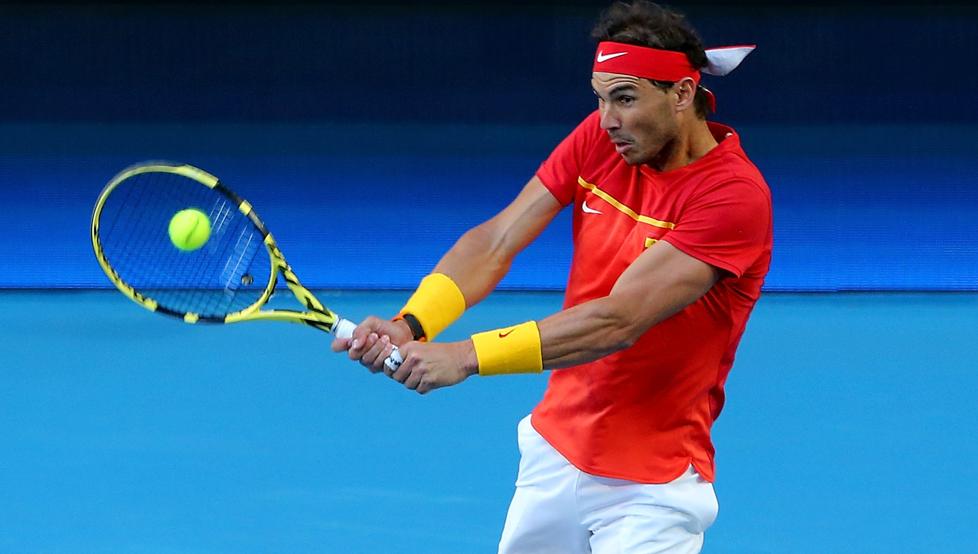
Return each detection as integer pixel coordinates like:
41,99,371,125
333,317,403,371
333,318,357,339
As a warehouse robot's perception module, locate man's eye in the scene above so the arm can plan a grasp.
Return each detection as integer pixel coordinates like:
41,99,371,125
618,96,635,106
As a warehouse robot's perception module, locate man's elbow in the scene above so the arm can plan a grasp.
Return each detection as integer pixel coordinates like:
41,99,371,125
600,291,697,352
594,299,645,352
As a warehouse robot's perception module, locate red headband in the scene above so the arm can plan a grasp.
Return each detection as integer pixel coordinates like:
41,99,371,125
592,41,757,113
593,41,701,84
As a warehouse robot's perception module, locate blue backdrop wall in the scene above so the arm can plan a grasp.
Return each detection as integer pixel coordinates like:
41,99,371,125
2,3,976,291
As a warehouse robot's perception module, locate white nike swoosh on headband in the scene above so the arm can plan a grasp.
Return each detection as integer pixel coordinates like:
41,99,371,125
596,51,628,63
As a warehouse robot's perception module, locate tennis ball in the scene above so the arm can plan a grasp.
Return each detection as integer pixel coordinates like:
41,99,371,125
168,208,211,251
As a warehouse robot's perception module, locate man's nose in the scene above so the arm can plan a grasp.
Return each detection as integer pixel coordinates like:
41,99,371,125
599,105,620,130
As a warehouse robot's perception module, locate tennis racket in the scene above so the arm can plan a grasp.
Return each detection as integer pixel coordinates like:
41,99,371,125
91,161,403,370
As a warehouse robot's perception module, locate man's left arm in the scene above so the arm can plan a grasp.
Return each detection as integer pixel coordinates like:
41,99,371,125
390,241,718,393
538,239,717,368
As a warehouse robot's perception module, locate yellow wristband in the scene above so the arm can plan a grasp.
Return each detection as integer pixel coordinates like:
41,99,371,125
399,273,466,341
471,321,543,376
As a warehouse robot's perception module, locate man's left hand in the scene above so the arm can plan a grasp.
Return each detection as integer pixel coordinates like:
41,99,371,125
389,340,479,394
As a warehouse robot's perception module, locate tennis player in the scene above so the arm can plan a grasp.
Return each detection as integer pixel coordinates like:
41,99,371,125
334,1,772,551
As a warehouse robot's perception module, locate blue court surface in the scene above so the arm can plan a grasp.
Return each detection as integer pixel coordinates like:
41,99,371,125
1,290,975,553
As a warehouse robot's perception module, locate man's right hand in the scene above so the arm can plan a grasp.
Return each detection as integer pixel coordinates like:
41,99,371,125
330,316,413,374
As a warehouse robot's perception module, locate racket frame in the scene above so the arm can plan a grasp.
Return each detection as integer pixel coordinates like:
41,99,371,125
91,162,343,334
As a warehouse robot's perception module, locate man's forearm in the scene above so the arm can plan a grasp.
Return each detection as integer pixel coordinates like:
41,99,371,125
538,297,638,369
430,177,562,310
433,222,514,308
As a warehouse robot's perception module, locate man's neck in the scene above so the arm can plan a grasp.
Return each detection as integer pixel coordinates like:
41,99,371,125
652,118,718,172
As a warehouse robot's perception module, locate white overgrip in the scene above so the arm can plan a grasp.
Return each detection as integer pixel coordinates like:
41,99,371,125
332,318,357,339
333,317,404,371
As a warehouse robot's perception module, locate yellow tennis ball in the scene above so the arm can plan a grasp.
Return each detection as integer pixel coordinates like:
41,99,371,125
168,208,211,251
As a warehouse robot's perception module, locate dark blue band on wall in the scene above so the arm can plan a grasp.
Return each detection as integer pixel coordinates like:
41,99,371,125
2,5,976,125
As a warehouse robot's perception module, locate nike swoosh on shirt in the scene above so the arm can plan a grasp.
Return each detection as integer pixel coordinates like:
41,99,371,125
596,51,628,63
582,200,603,215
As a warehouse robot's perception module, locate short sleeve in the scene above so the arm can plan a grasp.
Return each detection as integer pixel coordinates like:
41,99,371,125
535,111,602,206
662,179,771,278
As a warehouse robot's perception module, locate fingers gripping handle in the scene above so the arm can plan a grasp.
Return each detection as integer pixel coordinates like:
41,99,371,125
332,318,404,371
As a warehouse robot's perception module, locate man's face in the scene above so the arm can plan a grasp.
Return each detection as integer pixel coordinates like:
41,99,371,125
591,72,678,166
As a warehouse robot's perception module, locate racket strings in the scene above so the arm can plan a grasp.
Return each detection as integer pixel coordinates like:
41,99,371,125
185,195,254,315
97,171,272,318
103,173,177,287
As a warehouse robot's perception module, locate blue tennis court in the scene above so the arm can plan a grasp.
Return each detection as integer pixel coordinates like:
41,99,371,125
1,291,975,553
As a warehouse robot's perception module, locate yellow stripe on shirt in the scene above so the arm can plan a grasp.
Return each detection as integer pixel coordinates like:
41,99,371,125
577,177,676,230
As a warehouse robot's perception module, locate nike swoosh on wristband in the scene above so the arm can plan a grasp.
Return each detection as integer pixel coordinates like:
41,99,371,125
582,200,603,215
596,51,628,63
498,329,515,338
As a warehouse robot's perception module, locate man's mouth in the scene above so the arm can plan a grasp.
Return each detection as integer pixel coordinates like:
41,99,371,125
611,138,632,154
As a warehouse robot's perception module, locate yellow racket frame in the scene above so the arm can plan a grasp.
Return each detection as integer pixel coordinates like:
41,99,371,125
91,162,341,333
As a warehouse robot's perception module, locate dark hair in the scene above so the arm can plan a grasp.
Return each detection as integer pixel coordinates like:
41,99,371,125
591,1,712,118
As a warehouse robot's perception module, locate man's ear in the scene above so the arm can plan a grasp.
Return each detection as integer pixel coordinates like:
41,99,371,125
675,77,697,112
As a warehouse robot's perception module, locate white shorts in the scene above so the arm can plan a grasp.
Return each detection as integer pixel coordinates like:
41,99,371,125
498,416,719,554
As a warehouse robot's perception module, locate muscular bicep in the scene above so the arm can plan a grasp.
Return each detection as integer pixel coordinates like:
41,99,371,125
609,240,719,335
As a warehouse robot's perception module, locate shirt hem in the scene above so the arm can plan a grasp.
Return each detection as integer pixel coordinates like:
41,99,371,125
530,413,716,484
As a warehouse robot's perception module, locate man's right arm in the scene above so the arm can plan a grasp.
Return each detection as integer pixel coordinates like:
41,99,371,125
333,176,564,369
431,175,563,307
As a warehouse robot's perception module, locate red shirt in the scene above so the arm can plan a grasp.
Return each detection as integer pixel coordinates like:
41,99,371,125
532,110,772,483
